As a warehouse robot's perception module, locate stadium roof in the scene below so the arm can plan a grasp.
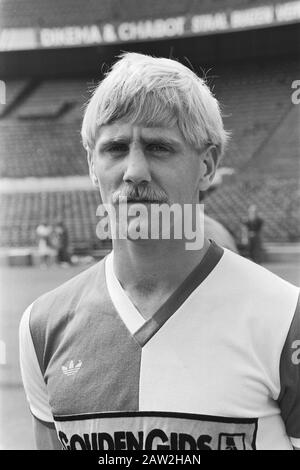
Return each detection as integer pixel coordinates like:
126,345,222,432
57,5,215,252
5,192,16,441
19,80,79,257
1,0,298,28
0,0,299,51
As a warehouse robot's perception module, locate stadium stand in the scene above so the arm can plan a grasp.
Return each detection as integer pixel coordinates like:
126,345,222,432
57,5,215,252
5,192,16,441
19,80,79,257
0,54,299,248
0,190,101,249
0,0,299,250
0,173,299,250
248,104,300,176
0,121,87,177
0,58,298,177
213,58,300,168
14,79,91,120
205,175,300,243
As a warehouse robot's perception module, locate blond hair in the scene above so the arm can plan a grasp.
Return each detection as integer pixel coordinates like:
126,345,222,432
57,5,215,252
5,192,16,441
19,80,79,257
81,52,229,157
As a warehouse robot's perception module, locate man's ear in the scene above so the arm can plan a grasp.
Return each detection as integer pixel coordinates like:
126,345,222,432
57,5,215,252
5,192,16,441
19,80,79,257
87,150,98,187
198,145,219,192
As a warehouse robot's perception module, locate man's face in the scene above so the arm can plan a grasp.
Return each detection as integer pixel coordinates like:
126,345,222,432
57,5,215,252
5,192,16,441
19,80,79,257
91,120,206,206
90,120,214,241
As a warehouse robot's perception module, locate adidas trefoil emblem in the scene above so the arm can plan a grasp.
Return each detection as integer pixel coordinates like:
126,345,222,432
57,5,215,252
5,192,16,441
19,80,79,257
62,360,82,376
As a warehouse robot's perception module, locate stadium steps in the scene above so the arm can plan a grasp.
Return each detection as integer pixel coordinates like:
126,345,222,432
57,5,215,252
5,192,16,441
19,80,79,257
214,58,299,170
0,79,38,119
17,101,75,120
13,78,90,120
246,105,300,177
0,120,88,177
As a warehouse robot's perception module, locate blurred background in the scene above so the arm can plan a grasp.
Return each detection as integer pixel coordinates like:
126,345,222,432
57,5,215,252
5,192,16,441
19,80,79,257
0,0,299,449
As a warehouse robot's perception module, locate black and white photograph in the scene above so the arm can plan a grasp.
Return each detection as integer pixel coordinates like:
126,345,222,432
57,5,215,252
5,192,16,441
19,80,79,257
0,0,299,453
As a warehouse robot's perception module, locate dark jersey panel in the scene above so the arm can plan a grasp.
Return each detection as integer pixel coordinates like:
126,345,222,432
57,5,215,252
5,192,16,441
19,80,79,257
278,294,300,439
29,258,142,417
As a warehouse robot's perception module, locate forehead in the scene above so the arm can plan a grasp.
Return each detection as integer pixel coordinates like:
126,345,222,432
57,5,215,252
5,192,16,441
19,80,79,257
95,120,186,147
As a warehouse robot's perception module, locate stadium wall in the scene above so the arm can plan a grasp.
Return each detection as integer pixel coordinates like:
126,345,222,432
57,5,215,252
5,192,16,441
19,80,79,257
0,23,299,78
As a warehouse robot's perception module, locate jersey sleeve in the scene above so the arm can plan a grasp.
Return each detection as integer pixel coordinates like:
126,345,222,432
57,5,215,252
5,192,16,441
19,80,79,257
278,293,300,449
19,303,54,423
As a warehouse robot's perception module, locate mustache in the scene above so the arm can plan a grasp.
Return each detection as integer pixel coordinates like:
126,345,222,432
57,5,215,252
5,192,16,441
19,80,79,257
112,184,169,204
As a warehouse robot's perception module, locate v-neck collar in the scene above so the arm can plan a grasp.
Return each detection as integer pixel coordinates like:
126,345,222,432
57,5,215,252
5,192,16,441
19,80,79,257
105,251,146,336
105,240,224,347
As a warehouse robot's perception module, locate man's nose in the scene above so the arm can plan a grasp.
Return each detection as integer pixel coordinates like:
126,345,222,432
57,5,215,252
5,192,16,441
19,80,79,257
123,145,151,185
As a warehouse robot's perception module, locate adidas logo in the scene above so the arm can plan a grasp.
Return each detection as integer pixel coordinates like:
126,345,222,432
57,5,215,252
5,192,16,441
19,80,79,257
62,360,82,376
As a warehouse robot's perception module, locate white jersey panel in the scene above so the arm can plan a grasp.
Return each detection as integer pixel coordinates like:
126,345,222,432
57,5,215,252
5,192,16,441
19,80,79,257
139,248,299,449
19,303,53,423
255,415,292,450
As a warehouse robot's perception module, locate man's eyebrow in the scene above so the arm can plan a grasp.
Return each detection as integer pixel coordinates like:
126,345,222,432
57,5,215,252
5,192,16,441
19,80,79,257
97,137,130,149
96,135,182,149
140,136,182,147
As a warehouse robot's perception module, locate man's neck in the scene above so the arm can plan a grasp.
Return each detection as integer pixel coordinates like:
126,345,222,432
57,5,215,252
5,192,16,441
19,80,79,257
111,238,211,319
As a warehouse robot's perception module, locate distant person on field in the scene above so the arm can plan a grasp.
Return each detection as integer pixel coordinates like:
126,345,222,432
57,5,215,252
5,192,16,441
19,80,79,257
238,224,249,257
36,222,56,267
244,204,264,263
53,221,71,264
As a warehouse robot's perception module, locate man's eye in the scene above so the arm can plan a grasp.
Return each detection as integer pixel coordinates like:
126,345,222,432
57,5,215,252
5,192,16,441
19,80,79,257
147,144,170,153
107,144,128,154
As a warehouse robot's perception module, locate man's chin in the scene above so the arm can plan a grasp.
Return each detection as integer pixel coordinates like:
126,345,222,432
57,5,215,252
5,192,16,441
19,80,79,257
125,218,150,241
113,219,178,242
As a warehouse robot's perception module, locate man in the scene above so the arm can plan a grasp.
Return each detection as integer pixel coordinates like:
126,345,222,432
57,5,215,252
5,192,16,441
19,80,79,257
243,204,264,263
36,221,56,267
19,53,300,450
53,220,71,265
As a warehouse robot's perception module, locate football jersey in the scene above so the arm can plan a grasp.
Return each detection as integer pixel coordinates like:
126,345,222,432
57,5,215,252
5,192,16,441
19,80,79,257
19,241,300,450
